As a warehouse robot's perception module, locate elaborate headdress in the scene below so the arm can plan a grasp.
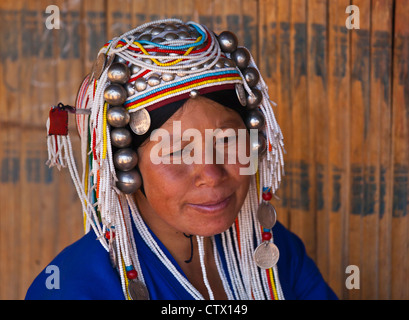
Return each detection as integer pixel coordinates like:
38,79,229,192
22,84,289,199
46,19,285,300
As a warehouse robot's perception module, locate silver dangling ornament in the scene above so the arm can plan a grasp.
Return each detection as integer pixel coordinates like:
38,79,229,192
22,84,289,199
129,108,151,135
253,242,280,270
253,190,280,269
128,279,150,300
257,202,277,229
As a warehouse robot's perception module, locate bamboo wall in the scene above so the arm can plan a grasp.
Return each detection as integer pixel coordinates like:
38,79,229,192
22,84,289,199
0,0,408,300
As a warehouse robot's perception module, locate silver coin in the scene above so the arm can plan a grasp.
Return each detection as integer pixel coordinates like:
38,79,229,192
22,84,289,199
253,242,280,269
109,240,117,269
235,84,247,106
94,52,107,80
129,108,151,135
128,279,150,300
256,202,277,229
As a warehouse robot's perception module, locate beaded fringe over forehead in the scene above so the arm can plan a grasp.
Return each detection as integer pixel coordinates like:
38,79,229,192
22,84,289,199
47,18,286,300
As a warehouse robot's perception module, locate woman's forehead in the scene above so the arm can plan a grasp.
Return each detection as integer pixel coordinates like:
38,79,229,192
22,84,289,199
160,97,245,130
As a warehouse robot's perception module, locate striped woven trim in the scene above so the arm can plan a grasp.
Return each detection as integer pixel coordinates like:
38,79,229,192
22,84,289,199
124,69,243,112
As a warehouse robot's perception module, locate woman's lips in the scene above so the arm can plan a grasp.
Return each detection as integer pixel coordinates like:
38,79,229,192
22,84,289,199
187,194,233,213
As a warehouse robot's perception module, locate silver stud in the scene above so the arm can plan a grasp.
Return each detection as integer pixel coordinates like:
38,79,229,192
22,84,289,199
151,26,164,35
176,69,188,77
190,90,200,99
178,25,189,33
130,64,141,75
139,33,151,41
111,128,132,148
125,82,135,97
116,170,142,194
245,109,265,130
224,59,236,68
114,56,127,64
164,32,179,41
243,67,260,88
147,74,161,87
162,73,175,82
218,31,238,53
164,24,177,31
246,89,263,109
151,37,165,44
107,62,130,84
177,31,190,39
231,47,250,69
135,78,147,92
104,84,128,106
114,148,138,172
215,58,226,69
107,106,130,128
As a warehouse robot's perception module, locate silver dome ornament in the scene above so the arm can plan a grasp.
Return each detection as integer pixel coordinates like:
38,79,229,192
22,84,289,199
147,74,161,87
125,82,135,97
104,84,128,106
189,90,200,99
231,47,250,69
135,78,147,92
152,37,165,44
162,73,175,82
256,132,267,157
218,31,238,53
151,26,164,35
130,64,141,75
177,31,190,40
245,109,265,130
116,169,142,194
246,88,263,109
243,67,260,88
107,62,131,84
165,32,179,40
114,148,138,171
224,58,236,68
111,128,132,148
139,33,151,41
114,56,127,64
129,108,151,135
164,24,178,31
107,106,130,128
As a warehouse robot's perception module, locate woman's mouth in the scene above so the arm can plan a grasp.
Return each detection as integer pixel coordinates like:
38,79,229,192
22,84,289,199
187,194,233,214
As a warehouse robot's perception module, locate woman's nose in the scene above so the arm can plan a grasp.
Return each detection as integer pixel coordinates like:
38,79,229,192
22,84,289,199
194,163,227,188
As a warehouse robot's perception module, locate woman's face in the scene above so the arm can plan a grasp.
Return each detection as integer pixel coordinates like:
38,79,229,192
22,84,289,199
135,96,252,237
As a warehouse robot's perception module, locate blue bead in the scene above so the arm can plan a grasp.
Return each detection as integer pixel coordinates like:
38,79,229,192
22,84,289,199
125,265,134,271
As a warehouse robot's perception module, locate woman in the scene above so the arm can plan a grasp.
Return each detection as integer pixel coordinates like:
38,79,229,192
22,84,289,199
26,19,337,300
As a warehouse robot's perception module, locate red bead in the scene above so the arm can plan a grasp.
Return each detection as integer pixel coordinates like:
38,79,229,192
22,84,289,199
262,232,272,241
126,269,138,280
262,192,272,201
105,230,115,240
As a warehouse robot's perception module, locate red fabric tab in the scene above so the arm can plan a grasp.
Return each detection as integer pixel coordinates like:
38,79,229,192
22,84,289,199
48,107,68,135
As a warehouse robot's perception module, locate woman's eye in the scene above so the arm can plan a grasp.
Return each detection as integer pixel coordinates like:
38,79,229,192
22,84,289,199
216,136,235,145
169,149,182,157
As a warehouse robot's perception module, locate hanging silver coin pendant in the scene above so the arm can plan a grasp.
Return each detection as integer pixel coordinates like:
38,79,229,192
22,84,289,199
256,202,277,229
94,52,107,80
129,108,151,135
109,240,118,269
253,242,280,269
128,279,150,300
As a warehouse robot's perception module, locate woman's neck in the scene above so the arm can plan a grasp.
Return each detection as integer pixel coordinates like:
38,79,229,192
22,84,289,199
133,191,228,299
